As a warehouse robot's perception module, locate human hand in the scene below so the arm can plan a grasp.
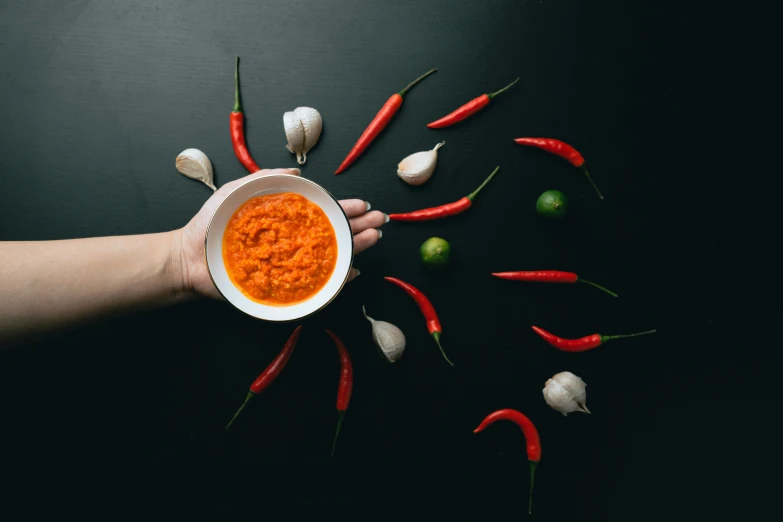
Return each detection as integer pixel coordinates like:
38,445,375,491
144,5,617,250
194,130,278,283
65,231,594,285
173,168,387,299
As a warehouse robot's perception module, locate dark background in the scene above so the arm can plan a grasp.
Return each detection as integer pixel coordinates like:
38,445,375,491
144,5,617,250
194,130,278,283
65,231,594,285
0,1,739,520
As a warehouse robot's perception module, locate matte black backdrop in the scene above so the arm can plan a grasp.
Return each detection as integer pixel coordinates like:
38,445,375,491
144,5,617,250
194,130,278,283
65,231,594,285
1,1,737,521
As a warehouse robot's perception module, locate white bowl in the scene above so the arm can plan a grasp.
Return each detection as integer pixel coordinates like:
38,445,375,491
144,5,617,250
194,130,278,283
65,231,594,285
205,174,353,321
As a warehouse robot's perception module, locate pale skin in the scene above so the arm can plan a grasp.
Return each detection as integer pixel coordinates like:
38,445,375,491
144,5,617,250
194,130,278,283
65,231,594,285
0,168,386,348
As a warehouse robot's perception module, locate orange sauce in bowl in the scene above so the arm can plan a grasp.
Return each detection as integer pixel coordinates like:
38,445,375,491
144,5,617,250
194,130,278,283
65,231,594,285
222,192,338,306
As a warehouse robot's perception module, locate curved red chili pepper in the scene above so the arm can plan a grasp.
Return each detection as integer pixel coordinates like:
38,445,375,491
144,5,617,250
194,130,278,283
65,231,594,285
492,270,618,297
335,68,437,175
474,409,541,514
388,166,499,221
427,78,519,129
231,57,261,173
531,325,656,352
326,330,353,455
513,137,603,199
225,325,302,431
384,276,453,366
514,137,585,167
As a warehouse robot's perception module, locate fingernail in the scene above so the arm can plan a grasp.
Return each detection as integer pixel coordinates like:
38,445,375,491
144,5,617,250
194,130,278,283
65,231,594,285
291,168,301,175
365,201,371,211
383,213,390,223
354,268,361,277
376,229,383,239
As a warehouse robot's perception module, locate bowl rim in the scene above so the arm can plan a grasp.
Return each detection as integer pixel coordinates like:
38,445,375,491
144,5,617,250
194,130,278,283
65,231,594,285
203,174,354,322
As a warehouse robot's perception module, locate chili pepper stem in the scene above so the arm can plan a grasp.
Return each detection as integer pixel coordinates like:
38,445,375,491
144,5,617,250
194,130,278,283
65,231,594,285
578,279,618,297
431,332,454,367
602,329,657,343
582,167,604,200
486,78,520,100
398,68,438,97
331,410,346,455
233,56,242,113
528,460,538,515
467,166,500,201
225,391,255,431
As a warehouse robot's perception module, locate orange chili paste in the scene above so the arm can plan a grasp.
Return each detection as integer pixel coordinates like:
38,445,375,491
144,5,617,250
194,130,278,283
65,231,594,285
223,192,338,305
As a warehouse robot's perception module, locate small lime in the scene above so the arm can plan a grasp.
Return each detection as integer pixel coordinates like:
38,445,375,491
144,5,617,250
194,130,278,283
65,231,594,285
536,190,568,219
420,237,451,269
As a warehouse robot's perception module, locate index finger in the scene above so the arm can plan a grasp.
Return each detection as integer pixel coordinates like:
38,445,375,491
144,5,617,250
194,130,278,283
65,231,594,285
339,199,370,218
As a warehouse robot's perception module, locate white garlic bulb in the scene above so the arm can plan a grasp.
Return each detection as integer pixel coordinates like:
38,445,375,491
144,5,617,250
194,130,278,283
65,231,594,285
397,141,445,185
542,371,590,416
363,306,406,363
176,148,216,191
283,107,322,164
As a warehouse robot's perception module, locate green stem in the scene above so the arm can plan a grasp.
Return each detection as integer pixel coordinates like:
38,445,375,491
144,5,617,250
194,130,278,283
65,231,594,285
486,77,520,100
331,411,346,455
398,68,438,97
432,332,454,367
466,166,500,201
528,460,538,515
225,391,255,431
602,330,657,343
582,166,604,200
232,56,242,113
578,278,618,298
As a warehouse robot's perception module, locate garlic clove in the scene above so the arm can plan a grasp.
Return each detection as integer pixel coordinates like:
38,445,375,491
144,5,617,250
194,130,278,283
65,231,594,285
176,148,216,191
293,107,322,164
542,371,589,416
397,141,445,186
363,306,406,363
283,111,306,159
284,107,322,165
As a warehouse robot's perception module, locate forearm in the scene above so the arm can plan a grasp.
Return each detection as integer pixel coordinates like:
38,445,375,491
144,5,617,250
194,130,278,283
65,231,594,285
0,230,192,347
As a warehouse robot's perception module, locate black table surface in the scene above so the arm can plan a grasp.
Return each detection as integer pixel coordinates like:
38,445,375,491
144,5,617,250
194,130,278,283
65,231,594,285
0,1,740,520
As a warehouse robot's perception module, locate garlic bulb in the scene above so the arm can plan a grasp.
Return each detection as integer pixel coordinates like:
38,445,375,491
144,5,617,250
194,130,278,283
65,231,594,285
542,371,590,416
363,306,406,363
283,107,322,164
397,141,445,185
176,148,216,191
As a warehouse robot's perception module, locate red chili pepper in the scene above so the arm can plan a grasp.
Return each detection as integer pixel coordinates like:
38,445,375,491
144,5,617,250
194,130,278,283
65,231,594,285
334,68,437,175
531,326,656,352
492,271,618,297
230,56,261,174
225,325,302,431
326,330,353,455
427,78,519,129
384,277,453,366
474,409,541,514
388,166,499,221
513,137,604,199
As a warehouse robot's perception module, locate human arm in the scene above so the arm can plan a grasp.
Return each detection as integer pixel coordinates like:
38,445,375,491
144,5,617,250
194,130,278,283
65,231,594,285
0,231,186,347
0,169,386,348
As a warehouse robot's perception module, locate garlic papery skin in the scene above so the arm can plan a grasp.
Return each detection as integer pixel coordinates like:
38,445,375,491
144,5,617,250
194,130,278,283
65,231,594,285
284,107,322,165
176,148,216,191
543,371,590,416
397,141,445,185
283,111,305,160
363,306,406,363
294,107,322,163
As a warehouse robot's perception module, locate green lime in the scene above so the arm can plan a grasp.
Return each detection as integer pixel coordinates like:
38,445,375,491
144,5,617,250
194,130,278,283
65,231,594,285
420,237,451,269
536,190,568,219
